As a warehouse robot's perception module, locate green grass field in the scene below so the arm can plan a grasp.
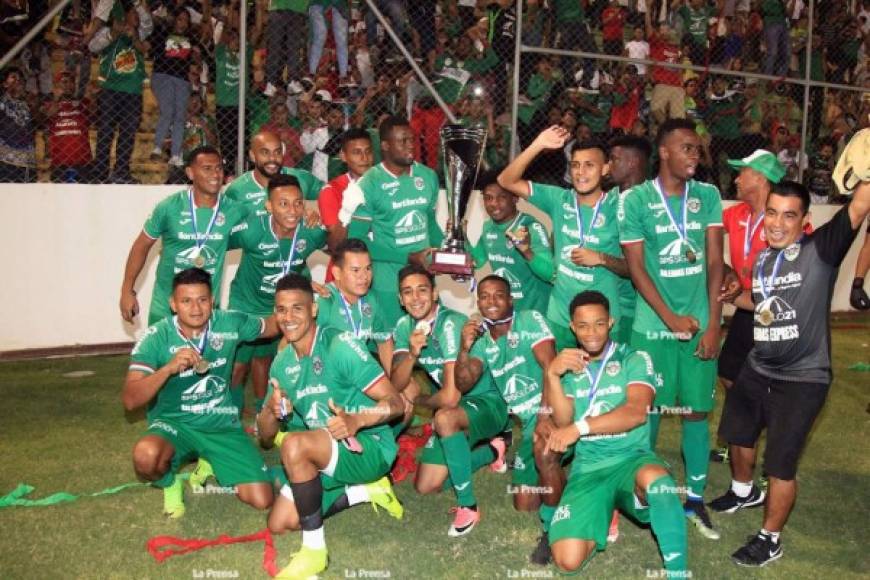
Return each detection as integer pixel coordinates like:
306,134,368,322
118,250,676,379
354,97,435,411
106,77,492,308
1,321,868,579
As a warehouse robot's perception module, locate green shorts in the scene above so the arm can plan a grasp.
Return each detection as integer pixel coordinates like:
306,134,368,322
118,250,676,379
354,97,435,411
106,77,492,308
420,393,509,465
549,452,668,550
371,261,404,329
614,315,634,344
235,335,279,365
512,416,538,487
145,419,270,488
630,330,717,413
548,321,577,352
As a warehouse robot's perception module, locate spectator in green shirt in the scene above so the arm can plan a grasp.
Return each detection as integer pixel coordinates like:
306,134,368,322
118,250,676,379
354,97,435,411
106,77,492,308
703,76,744,191
677,0,715,65
761,0,789,76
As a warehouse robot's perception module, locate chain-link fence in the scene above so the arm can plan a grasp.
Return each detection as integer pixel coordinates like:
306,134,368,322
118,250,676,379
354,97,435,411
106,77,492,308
0,0,867,196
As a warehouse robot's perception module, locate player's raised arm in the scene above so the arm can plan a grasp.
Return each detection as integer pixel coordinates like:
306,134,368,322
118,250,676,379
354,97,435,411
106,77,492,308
454,319,485,393
120,231,157,322
497,126,571,199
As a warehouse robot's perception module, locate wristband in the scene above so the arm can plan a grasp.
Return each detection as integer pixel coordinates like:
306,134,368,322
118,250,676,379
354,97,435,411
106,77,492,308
574,418,590,437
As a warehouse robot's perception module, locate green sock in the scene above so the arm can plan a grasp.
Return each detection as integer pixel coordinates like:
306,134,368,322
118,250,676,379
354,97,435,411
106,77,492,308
647,474,688,574
440,432,476,507
682,417,710,498
230,385,244,415
440,444,495,491
254,397,265,413
648,412,661,449
539,504,556,532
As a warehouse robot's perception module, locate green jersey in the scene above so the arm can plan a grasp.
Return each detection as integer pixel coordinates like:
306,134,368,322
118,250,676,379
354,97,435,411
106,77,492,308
315,283,391,350
468,310,553,426
227,214,327,315
267,325,396,462
677,5,714,45
393,304,496,398
215,44,252,107
143,190,249,324
469,212,552,314
617,179,723,333
433,48,499,104
560,342,657,475
98,34,146,95
129,311,265,431
528,183,624,328
224,168,324,214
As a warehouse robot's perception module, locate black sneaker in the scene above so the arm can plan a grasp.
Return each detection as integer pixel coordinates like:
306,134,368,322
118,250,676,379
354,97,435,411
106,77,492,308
732,531,783,567
709,485,766,513
709,446,729,463
684,498,720,539
529,532,551,565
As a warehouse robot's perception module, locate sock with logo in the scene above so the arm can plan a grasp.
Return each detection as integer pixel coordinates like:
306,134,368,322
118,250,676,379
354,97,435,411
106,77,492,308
682,417,710,497
230,385,245,415
440,432,476,507
647,474,688,574
731,479,753,498
539,503,556,532
648,412,661,449
439,445,496,491
290,477,326,549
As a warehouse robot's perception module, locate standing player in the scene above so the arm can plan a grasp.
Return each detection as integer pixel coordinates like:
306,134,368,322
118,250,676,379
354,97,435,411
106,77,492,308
391,265,508,537
317,128,375,282
468,174,553,315
227,174,327,414
544,291,688,577
257,274,404,579
124,268,278,518
337,116,444,329
713,180,870,566
499,128,630,349
120,146,248,325
617,118,724,539
224,130,323,214
454,275,562,563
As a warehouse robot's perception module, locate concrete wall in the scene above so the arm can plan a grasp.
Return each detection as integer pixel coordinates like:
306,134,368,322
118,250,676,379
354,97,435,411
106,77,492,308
0,184,865,352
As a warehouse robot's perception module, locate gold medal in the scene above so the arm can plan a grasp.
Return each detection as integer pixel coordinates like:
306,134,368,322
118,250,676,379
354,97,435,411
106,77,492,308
193,255,206,268
759,309,774,326
195,359,210,374
415,320,432,336
685,249,697,263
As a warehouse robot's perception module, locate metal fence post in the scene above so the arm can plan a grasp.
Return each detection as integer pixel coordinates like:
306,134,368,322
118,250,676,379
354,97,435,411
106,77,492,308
798,0,815,185
509,0,524,160
236,0,248,176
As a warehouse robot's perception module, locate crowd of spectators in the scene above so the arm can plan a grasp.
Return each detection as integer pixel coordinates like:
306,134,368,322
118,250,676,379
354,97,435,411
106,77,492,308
0,0,868,202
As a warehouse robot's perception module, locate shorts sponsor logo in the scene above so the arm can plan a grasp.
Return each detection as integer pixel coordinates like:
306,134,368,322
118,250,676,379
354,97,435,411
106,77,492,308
552,504,571,524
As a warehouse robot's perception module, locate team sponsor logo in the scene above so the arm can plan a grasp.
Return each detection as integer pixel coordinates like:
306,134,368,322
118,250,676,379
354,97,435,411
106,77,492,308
214,212,226,227
414,177,424,190
312,356,324,375
284,363,302,376
395,210,426,234
754,296,798,340
494,267,523,299
179,218,192,226
209,333,224,351
381,180,400,194
263,272,283,287
686,197,701,213
552,504,571,524
784,243,800,261
112,47,138,74
605,361,621,376
177,244,218,267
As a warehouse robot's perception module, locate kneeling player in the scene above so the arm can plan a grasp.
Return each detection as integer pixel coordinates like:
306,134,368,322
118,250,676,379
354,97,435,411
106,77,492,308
391,265,509,536
257,274,405,579
545,291,688,576
124,268,277,518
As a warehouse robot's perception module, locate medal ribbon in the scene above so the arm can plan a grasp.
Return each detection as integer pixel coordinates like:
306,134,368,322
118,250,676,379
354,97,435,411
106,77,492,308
270,216,300,276
337,289,365,338
582,342,617,410
743,210,765,260
756,248,786,301
175,317,209,356
652,179,692,252
146,528,278,577
574,193,605,249
187,189,222,257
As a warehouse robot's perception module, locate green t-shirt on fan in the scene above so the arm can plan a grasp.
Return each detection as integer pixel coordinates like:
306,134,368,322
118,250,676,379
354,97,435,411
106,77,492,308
215,44,253,107
98,35,146,95
268,0,308,13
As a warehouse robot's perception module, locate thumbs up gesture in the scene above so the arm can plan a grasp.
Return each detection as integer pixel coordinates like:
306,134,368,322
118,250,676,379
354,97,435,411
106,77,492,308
327,399,361,441
268,378,291,420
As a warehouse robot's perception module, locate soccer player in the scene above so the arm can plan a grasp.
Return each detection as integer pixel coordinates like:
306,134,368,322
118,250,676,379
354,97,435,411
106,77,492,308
544,290,688,577
257,274,404,579
713,180,870,566
227,174,328,414
617,118,724,539
454,275,561,563
337,116,444,329
498,127,630,350
317,128,375,282
467,174,553,315
391,265,508,536
224,130,323,214
120,146,248,325
124,268,278,518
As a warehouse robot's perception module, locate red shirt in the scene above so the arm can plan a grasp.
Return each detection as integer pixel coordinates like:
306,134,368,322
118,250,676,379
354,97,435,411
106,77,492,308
610,82,640,131
47,98,92,166
649,34,682,87
602,7,626,41
723,202,813,290
318,172,354,282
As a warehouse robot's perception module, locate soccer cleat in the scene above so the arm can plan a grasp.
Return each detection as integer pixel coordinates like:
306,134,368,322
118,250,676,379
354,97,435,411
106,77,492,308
163,476,186,519
447,506,481,537
489,437,508,474
731,531,783,567
365,477,404,520
709,446,729,463
685,498,720,540
709,485,766,514
607,510,620,543
275,545,328,579
188,458,214,492
529,532,551,565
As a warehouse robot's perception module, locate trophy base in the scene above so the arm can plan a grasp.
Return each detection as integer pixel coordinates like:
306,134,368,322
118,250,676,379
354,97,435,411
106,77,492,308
430,250,474,280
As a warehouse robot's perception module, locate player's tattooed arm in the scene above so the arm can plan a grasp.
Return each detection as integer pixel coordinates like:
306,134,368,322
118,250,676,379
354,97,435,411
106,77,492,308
455,319,485,393
598,251,630,277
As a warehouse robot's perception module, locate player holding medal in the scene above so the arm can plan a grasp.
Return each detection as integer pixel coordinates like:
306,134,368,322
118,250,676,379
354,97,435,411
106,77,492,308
227,174,328,414
391,265,509,537
617,119,725,540
120,146,249,325
713,176,870,566
124,268,280,518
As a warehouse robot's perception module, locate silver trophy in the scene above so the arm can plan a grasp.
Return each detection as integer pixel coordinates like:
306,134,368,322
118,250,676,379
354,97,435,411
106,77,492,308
432,124,487,280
